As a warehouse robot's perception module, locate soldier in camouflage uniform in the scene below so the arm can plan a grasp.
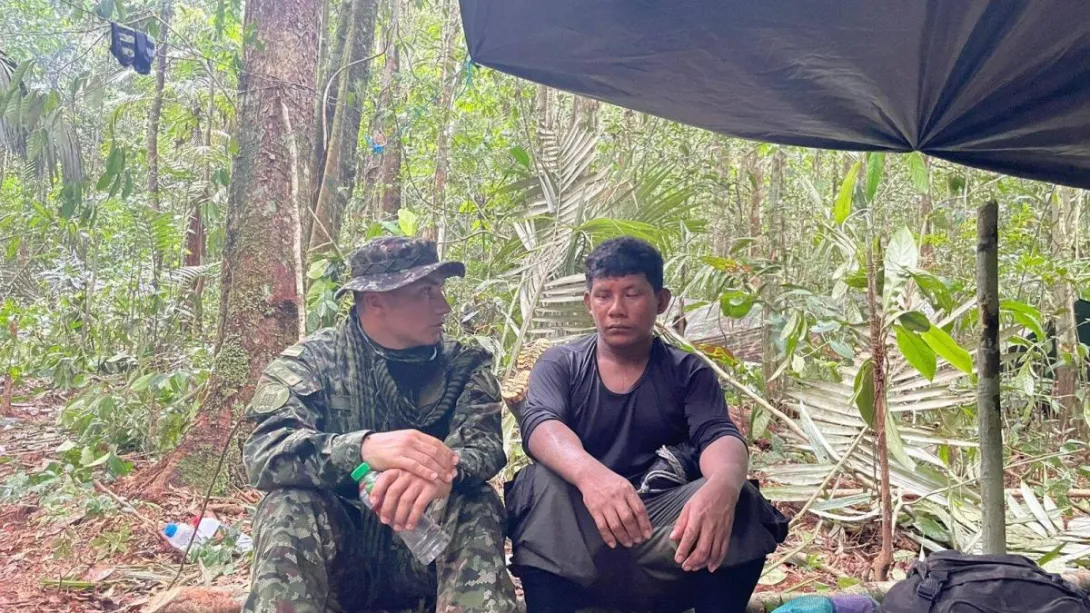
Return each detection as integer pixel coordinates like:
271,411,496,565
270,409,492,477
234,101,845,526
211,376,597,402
242,237,519,613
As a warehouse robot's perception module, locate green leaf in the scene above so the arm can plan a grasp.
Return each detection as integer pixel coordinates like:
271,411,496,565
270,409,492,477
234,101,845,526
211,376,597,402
914,513,950,543
864,152,884,202
509,147,531,170
130,373,156,392
306,259,330,280
833,161,861,224
884,227,919,275
907,152,929,194
895,325,937,381
1001,299,1045,339
886,409,916,470
910,271,953,311
85,451,111,467
853,359,876,428
106,145,124,176
829,340,854,360
93,0,115,19
55,440,77,453
921,325,974,375
107,453,133,477
95,170,114,191
837,577,862,589
749,406,771,441
397,208,418,237
80,446,96,467
898,310,931,333
720,290,756,319
121,170,134,199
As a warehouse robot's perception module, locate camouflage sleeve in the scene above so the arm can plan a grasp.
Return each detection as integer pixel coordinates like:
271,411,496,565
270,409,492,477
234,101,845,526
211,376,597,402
444,360,507,491
242,352,365,493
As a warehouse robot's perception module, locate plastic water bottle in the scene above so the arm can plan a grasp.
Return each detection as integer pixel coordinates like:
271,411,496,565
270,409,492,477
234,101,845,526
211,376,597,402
163,522,201,553
195,517,254,553
352,462,451,565
162,518,253,554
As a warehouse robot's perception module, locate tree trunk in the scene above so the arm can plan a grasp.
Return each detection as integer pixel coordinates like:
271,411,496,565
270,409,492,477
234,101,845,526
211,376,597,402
305,0,344,245
431,0,458,248
866,236,893,581
977,199,1006,554
745,148,763,257
135,0,320,496
1052,187,1080,428
1,319,14,417
183,81,215,335
146,0,173,276
373,0,403,217
918,155,934,267
308,0,379,258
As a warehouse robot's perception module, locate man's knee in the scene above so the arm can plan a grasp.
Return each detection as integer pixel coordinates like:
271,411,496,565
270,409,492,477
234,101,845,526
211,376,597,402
252,488,346,563
446,483,506,542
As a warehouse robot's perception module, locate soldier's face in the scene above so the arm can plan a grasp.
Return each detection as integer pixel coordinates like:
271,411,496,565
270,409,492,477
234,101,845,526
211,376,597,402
367,275,452,347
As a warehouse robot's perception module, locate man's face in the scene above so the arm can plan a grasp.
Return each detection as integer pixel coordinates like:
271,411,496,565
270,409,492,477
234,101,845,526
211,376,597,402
584,274,670,349
365,275,452,347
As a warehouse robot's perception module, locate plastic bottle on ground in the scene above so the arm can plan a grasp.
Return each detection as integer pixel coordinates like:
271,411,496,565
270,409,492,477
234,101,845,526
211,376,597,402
352,462,452,565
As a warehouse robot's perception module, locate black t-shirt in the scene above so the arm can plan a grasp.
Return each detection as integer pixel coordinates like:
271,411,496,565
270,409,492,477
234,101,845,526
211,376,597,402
517,334,743,481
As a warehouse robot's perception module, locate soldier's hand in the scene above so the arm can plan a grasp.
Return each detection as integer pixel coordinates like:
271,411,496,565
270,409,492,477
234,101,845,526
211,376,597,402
361,430,459,483
366,469,452,532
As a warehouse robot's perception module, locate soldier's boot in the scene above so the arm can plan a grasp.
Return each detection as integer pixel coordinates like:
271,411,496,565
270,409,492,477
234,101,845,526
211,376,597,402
434,484,521,613
244,488,364,613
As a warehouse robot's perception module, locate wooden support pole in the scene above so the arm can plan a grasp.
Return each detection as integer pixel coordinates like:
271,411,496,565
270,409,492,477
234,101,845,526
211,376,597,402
977,199,1005,554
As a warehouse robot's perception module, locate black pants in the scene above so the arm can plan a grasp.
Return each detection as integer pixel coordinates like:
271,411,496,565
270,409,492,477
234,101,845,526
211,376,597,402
507,464,783,613
520,556,766,613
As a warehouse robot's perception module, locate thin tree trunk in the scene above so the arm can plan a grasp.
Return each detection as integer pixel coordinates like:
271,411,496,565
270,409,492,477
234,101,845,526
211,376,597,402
745,149,763,257
146,0,173,276
183,81,214,335
374,0,402,217
918,155,934,266
1,319,14,417
866,235,893,581
308,0,379,258
305,0,344,245
977,199,1006,554
136,0,321,495
431,0,458,248
1052,187,1079,428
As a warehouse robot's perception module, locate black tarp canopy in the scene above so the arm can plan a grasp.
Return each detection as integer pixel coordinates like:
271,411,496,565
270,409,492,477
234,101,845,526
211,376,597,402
459,1,1090,189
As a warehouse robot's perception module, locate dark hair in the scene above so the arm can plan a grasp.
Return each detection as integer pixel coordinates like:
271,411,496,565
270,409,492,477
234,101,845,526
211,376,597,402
584,237,664,291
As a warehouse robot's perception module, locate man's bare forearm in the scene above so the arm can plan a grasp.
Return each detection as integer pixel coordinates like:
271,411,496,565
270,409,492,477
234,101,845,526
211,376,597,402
526,420,610,489
698,436,749,497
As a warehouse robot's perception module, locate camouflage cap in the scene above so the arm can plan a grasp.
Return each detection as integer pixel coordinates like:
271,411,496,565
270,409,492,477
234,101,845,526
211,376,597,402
335,237,465,299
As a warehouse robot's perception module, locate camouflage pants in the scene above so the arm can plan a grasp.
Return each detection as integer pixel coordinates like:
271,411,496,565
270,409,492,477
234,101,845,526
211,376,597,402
244,484,519,613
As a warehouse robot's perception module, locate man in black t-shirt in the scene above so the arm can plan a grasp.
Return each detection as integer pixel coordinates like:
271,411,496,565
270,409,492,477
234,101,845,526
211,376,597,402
506,237,787,613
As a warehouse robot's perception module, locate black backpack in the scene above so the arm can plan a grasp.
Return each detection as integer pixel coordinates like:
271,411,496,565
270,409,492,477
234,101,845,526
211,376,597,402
880,551,1090,613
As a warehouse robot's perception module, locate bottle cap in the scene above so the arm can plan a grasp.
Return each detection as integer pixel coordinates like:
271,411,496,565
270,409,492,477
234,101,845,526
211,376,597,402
164,523,178,538
351,462,372,482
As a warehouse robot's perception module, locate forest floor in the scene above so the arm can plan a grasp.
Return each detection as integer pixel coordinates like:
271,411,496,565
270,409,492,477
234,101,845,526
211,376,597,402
0,384,916,613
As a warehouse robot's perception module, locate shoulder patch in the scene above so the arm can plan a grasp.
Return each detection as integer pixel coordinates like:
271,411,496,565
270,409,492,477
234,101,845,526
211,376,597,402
251,383,290,414
280,344,305,357
267,361,304,387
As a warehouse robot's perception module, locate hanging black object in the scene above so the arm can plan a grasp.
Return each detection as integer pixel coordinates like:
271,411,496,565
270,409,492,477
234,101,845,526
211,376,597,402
109,22,155,75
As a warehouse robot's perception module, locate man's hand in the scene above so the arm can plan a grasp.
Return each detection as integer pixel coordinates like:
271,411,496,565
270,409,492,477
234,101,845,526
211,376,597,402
363,468,452,532
361,430,459,483
576,465,652,549
670,475,738,572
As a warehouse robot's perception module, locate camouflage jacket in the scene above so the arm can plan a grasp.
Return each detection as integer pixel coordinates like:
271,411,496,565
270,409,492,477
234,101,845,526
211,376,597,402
243,316,507,497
